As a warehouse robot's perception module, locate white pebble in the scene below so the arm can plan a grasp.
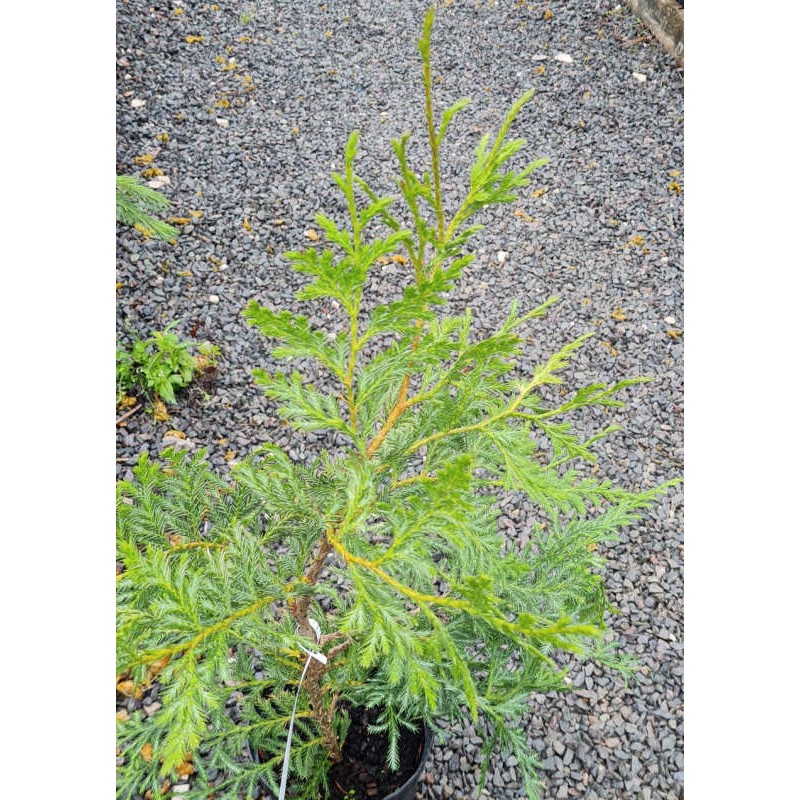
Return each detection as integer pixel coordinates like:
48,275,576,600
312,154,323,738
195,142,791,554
209,294,220,303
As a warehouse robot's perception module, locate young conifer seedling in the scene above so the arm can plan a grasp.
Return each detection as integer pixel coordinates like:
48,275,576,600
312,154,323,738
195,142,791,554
116,7,678,799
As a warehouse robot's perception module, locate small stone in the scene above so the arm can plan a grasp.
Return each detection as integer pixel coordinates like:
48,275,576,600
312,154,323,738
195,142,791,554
554,52,573,63
143,701,162,716
216,118,230,128
209,294,220,303
172,785,190,794
146,175,171,190
633,72,647,83
496,250,508,265
131,98,146,108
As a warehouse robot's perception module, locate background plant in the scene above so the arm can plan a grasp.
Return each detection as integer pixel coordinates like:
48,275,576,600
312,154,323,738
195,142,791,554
116,324,219,406
116,173,179,242
116,7,677,800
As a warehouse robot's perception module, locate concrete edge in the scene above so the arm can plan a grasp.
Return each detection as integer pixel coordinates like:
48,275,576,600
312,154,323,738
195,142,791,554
624,0,684,66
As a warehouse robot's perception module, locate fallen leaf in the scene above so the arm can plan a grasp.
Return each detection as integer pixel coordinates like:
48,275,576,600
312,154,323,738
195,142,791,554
164,429,186,440
224,450,237,461
116,709,130,721
118,394,138,409
543,9,553,20
116,281,124,291
243,217,252,232
116,679,143,699
305,229,319,241
189,210,203,219
666,329,683,339
534,65,546,76
156,132,170,142
167,217,192,225
142,167,164,178
668,169,682,178
513,208,536,224
178,270,193,277
600,340,619,357
173,7,183,15
378,253,407,265
133,154,155,166
531,187,548,199
611,308,626,321
581,297,592,307
177,759,195,778
668,180,682,194
624,234,646,249
152,399,170,422
185,35,204,44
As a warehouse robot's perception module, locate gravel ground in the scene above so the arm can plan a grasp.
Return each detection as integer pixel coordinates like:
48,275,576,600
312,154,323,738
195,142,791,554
116,1,683,798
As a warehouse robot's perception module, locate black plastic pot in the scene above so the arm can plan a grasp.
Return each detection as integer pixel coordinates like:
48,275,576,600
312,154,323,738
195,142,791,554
381,723,433,800
247,717,433,800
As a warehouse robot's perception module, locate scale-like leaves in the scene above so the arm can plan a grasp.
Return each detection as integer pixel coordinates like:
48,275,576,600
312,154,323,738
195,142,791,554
253,369,353,437
243,303,347,380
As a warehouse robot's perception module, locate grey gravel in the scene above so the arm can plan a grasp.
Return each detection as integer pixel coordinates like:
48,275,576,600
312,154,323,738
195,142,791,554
116,1,683,798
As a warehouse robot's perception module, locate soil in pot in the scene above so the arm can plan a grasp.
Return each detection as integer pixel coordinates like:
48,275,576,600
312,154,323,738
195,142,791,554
326,705,431,800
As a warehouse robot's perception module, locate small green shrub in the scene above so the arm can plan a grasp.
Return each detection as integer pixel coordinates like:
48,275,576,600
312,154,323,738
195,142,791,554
116,7,678,800
116,324,219,405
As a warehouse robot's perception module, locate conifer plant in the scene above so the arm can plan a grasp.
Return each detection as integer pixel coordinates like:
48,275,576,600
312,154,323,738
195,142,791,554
116,8,676,799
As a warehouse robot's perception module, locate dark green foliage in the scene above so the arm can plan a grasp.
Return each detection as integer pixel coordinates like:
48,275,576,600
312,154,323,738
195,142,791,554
116,7,678,799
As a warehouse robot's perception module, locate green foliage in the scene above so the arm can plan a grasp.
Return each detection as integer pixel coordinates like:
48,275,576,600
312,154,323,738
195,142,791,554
117,6,679,800
117,324,219,405
116,174,179,241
